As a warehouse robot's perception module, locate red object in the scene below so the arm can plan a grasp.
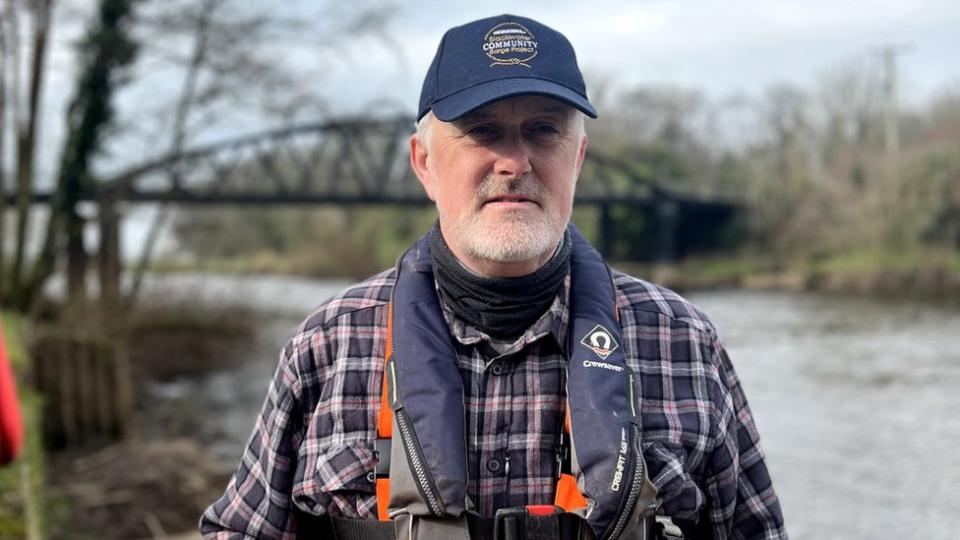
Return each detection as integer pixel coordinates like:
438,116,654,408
0,321,25,464
525,505,560,516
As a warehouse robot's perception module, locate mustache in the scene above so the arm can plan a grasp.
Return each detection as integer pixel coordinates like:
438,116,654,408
476,174,546,203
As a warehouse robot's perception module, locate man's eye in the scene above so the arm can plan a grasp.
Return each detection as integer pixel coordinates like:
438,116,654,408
528,124,560,135
466,125,498,137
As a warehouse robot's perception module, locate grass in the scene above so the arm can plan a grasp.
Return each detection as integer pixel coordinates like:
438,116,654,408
806,245,960,275
614,245,960,299
0,312,45,540
615,254,781,290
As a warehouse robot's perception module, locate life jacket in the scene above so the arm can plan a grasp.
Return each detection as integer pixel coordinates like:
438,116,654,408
330,226,658,540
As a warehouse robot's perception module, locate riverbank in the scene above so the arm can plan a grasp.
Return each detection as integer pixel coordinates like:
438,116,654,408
49,299,256,539
156,245,960,302
1,298,258,540
617,247,960,302
45,438,228,540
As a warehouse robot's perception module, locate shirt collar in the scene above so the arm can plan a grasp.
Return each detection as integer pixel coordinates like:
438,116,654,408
439,274,570,357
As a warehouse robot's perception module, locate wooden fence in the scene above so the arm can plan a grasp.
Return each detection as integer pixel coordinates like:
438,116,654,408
30,330,131,448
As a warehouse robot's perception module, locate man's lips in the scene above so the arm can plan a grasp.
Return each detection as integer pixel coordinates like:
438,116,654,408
483,194,539,206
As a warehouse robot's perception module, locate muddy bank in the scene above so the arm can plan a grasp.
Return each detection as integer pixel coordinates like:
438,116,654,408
46,439,229,540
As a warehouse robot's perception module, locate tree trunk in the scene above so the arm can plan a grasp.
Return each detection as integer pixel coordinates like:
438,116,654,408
9,0,52,303
67,210,88,303
0,6,8,299
98,194,120,311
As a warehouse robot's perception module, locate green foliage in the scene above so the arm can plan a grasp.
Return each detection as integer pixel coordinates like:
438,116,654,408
173,206,438,278
0,314,46,540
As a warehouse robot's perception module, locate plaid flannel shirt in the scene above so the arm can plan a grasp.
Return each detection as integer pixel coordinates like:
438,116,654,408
201,267,787,539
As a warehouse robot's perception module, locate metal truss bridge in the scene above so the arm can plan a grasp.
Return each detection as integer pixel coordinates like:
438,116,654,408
10,116,740,261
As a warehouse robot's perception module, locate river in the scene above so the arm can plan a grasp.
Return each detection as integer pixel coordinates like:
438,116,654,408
139,273,960,539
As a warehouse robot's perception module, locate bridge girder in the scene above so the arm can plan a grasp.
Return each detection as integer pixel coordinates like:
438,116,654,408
8,117,713,205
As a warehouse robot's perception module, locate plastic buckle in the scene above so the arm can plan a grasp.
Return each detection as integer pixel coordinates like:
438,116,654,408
493,507,527,540
493,506,563,540
374,438,391,477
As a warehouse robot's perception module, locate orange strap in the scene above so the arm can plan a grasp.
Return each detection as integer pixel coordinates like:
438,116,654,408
554,400,588,511
554,473,588,511
375,304,395,520
377,305,394,439
375,479,391,521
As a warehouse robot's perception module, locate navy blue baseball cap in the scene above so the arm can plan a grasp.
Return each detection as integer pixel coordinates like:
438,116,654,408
417,14,597,122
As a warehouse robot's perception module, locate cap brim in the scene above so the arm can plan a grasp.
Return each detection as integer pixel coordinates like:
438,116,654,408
430,78,598,121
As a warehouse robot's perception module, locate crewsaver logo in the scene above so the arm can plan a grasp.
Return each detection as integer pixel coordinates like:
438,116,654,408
580,324,619,360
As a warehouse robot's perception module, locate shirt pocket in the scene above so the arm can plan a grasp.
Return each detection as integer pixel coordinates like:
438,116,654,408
301,441,379,518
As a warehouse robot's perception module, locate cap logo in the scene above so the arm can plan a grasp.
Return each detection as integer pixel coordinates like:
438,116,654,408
482,22,538,68
580,324,619,360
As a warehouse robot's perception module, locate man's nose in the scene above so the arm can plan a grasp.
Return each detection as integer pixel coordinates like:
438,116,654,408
493,133,532,178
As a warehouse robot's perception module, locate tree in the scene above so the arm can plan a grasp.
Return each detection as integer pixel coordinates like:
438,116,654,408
1,0,396,312
1,0,54,307
9,0,139,312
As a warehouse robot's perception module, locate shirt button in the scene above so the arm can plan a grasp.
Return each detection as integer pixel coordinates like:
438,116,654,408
486,458,501,473
492,364,503,375
366,471,376,483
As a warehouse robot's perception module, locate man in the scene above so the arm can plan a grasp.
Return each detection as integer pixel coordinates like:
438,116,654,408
202,14,787,540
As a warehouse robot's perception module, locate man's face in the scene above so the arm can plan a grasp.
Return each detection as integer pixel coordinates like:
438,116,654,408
410,95,588,277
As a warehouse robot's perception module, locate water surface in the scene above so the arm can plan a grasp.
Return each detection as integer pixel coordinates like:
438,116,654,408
142,274,960,539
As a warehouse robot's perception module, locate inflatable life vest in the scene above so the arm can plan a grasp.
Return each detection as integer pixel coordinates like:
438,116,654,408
331,226,658,540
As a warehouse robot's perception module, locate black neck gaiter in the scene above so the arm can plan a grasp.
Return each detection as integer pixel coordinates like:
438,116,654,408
430,225,571,339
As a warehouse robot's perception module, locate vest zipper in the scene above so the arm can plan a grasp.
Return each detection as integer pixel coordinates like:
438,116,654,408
395,407,445,516
606,374,646,539
604,423,645,540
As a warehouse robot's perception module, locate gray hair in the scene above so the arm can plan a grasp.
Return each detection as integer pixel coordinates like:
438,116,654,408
415,112,434,152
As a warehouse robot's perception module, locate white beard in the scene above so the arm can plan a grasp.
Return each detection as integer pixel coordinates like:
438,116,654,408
440,174,566,263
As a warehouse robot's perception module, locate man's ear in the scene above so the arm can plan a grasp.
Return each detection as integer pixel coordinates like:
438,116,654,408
409,133,435,201
575,133,588,178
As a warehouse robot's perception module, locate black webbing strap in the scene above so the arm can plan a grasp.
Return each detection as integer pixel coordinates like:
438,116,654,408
558,431,572,476
330,517,394,539
330,510,585,540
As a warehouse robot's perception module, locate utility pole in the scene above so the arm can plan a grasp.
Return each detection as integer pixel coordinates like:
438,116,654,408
875,45,908,162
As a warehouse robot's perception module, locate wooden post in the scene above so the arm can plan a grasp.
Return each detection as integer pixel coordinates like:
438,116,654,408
67,211,89,305
655,198,678,264
98,195,121,312
599,203,613,259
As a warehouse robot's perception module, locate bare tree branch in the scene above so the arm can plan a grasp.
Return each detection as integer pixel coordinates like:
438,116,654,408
128,0,222,304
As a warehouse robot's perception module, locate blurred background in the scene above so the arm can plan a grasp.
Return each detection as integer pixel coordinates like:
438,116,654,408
1,0,958,538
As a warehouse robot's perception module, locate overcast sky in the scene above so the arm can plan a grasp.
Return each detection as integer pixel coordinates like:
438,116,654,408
36,0,960,153
26,0,960,183
315,0,959,114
